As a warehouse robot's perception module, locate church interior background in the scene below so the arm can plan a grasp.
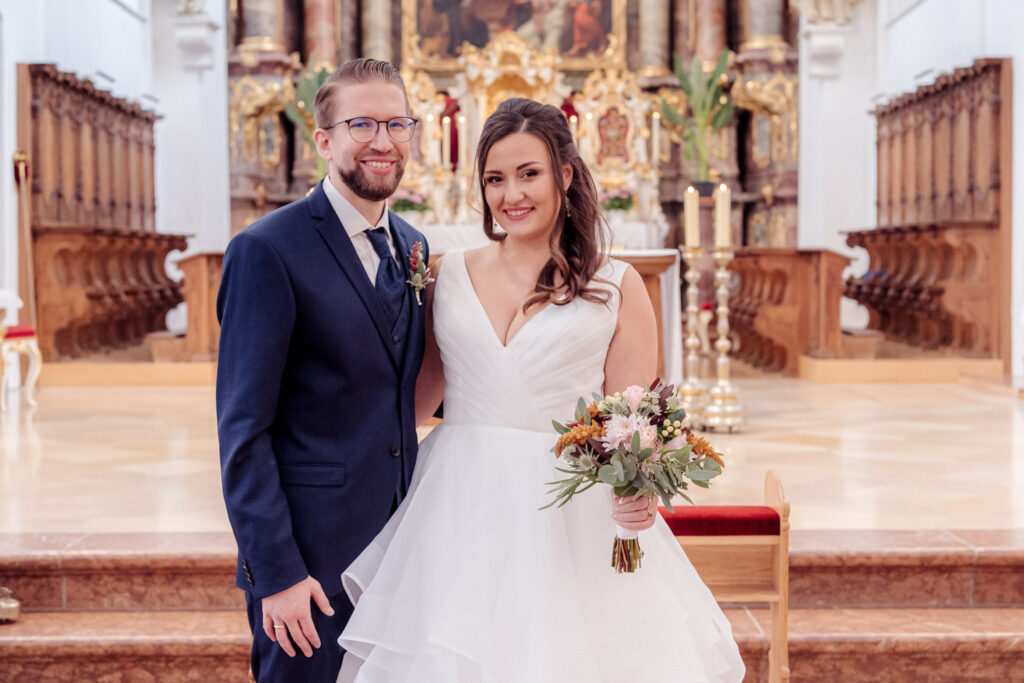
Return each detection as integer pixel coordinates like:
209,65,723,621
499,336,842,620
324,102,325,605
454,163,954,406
0,0,1022,680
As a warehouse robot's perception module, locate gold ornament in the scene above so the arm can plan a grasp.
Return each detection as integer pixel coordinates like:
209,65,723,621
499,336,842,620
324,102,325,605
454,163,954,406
0,587,21,624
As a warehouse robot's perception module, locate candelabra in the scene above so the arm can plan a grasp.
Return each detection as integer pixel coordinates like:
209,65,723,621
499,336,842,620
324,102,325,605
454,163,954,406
703,247,744,431
679,247,708,426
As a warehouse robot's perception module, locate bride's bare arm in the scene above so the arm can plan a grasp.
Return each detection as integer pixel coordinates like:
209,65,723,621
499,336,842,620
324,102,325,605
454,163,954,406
603,265,661,531
603,265,658,396
415,256,445,425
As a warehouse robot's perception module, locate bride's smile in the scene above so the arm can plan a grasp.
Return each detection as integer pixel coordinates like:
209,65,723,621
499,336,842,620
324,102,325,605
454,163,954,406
483,132,572,243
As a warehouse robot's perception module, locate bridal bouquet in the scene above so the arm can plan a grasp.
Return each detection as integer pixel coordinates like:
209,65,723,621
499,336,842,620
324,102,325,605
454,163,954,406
544,379,724,573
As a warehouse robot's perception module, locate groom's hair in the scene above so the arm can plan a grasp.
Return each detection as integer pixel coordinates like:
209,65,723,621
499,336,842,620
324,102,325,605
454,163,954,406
314,58,410,129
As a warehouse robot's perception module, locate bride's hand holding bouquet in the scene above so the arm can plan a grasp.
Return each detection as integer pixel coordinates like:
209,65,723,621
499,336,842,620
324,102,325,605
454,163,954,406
544,379,725,572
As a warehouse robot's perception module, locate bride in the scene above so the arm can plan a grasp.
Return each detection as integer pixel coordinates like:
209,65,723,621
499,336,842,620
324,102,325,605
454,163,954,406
337,98,746,682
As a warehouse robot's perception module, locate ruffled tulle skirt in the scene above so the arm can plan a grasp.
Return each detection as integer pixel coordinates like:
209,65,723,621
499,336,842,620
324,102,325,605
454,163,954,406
337,424,746,683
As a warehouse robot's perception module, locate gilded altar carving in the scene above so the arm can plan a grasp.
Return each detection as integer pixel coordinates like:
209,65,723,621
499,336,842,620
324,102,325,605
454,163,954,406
732,70,798,167
230,75,294,169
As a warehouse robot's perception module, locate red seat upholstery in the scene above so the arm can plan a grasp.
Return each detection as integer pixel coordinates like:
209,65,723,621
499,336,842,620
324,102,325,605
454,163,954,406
658,505,781,536
3,325,35,340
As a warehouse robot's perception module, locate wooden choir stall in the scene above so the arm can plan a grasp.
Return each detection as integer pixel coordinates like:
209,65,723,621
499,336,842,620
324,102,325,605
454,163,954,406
16,64,190,362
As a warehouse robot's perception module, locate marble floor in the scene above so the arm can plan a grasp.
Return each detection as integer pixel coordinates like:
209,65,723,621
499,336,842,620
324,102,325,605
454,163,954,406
1,377,1022,533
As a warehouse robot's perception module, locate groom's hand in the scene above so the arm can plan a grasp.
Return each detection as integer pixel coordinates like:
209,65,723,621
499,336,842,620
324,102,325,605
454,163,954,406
261,575,335,658
612,494,660,531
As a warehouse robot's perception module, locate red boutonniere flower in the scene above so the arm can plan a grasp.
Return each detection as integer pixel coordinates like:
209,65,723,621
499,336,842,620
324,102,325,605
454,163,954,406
405,241,434,305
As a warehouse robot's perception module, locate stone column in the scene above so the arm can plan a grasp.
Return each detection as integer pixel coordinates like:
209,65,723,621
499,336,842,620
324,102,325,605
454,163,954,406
672,0,694,66
338,0,359,63
240,0,285,51
361,0,391,62
740,0,787,52
694,0,727,65
304,0,337,69
637,0,671,77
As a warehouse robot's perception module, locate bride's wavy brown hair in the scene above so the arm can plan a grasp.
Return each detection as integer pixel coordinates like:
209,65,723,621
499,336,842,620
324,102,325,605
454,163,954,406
476,97,611,311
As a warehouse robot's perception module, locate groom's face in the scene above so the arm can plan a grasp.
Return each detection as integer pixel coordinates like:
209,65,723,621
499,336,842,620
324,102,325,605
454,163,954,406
317,80,411,202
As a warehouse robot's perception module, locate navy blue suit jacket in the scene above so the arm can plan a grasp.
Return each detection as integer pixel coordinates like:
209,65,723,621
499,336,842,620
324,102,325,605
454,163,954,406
216,180,427,600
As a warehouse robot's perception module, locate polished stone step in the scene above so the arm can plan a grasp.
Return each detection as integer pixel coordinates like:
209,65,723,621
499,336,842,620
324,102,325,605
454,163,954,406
778,607,1024,683
3,530,1023,613
790,529,1024,609
2,608,1018,683
0,610,251,682
0,532,240,612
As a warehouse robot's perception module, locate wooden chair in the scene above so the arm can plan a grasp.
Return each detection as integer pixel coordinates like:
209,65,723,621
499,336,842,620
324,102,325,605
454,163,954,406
660,471,790,683
0,291,42,411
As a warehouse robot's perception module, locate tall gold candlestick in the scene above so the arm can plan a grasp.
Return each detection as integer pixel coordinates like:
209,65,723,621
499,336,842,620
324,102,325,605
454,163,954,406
703,247,744,431
680,246,708,426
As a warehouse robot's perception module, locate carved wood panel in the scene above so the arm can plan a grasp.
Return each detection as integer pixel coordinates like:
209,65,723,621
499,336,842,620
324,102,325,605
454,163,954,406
864,58,1011,366
17,64,188,361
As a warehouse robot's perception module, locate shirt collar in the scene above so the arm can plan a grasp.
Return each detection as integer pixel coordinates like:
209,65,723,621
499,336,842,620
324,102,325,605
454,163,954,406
323,175,391,238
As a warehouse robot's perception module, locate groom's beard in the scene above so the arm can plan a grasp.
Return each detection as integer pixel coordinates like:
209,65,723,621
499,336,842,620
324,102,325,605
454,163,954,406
337,159,406,202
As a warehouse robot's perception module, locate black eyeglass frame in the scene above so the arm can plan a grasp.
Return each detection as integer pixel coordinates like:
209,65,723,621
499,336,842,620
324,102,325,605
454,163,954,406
322,117,421,142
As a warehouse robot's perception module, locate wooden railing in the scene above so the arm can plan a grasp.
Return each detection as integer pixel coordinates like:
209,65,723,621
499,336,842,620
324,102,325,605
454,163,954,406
843,222,997,354
728,248,849,374
848,58,1011,363
32,228,186,359
18,64,190,360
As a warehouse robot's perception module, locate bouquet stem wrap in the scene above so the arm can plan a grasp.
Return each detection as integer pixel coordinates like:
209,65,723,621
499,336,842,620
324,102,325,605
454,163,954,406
612,525,643,573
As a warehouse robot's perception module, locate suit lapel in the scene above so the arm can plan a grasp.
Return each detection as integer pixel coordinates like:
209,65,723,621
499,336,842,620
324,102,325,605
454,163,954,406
389,213,422,376
309,181,401,371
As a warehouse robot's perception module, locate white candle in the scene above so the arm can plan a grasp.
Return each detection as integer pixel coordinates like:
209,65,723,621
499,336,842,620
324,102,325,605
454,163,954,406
457,115,467,171
441,116,451,169
569,114,578,142
424,114,436,166
651,111,660,166
714,183,731,248
584,112,593,162
684,186,699,248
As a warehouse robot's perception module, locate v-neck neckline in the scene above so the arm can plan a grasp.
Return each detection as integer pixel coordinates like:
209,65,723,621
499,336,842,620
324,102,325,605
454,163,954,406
458,250,555,350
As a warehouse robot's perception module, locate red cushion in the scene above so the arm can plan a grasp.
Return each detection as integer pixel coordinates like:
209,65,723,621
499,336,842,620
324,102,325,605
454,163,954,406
3,325,35,340
658,505,780,536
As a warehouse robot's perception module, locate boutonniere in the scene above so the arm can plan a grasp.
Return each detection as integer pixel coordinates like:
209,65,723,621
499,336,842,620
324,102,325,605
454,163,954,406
405,241,434,305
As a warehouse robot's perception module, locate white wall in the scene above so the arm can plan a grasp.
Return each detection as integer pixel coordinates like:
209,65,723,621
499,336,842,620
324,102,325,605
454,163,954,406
876,0,1024,385
798,0,878,331
151,1,231,253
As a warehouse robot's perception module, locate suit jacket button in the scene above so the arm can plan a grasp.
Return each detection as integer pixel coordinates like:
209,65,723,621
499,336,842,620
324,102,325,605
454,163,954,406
392,334,400,344
390,446,401,458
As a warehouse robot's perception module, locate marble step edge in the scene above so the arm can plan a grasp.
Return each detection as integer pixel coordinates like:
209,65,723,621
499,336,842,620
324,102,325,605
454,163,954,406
2,608,1022,656
0,610,251,658
4,530,1023,568
790,529,1024,568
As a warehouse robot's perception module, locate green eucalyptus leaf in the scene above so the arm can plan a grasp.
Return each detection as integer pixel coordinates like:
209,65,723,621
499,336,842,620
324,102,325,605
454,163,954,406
598,464,619,485
552,420,570,434
688,469,720,482
631,430,641,454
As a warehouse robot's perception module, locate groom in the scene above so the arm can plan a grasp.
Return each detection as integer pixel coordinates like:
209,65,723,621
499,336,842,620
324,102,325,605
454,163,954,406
217,58,427,682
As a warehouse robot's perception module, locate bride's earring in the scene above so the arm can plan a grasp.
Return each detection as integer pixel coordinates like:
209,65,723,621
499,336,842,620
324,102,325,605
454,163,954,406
565,194,571,217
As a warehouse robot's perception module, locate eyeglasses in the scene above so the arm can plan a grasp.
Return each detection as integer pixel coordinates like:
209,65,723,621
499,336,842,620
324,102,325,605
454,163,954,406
323,117,420,143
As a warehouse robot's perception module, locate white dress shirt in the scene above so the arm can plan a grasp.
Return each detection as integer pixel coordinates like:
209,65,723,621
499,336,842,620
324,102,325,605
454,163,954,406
323,176,397,285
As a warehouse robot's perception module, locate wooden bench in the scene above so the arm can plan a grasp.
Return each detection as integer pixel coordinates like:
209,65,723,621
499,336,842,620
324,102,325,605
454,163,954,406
659,471,790,683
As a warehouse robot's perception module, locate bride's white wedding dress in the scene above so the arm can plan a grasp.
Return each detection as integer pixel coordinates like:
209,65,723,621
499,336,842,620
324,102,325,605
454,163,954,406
337,250,746,682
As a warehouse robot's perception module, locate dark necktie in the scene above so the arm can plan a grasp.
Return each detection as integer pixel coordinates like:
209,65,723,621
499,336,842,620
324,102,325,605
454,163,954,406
364,227,405,326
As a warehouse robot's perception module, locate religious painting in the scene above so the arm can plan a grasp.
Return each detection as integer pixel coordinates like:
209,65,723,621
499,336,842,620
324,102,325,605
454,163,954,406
402,0,626,71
